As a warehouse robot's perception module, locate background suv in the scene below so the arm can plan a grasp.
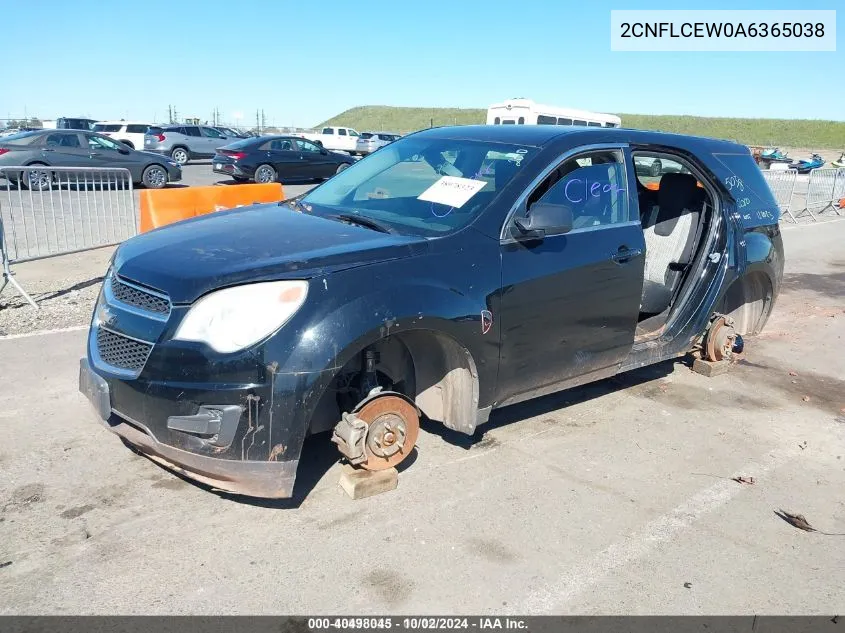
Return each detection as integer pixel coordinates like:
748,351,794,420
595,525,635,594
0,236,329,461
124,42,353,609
144,124,239,165
92,121,152,150
355,131,400,155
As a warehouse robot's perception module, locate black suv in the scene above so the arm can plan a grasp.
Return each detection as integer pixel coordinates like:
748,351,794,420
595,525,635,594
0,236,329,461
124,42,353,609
80,125,783,498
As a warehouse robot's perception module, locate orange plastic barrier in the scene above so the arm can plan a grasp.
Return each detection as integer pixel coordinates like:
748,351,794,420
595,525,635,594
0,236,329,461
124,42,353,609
643,180,704,191
139,183,285,233
839,198,845,209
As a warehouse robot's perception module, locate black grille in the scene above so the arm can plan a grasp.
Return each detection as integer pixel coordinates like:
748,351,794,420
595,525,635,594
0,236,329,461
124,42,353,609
111,276,170,315
96,328,153,372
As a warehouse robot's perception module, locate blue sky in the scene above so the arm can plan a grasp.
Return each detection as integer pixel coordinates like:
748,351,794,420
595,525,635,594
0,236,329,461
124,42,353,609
2,0,841,126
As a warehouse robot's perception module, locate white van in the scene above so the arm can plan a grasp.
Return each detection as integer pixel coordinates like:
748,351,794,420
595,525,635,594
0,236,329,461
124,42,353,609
92,121,153,150
486,98,621,128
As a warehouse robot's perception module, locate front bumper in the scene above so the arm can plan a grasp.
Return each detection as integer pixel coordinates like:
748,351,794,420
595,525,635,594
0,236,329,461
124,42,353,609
79,357,303,498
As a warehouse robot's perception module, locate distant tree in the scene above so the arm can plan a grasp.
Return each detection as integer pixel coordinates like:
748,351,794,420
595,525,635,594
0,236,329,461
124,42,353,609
28,117,42,128
263,127,280,134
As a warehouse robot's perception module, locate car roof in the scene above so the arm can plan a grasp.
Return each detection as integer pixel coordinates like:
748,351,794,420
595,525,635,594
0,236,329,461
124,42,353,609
412,124,748,152
96,120,151,125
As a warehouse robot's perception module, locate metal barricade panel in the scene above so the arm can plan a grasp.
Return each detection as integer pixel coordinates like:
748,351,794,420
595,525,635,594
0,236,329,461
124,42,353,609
761,169,798,222
805,167,840,214
0,166,136,264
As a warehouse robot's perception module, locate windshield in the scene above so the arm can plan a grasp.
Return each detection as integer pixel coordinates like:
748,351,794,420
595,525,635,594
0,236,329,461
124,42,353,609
302,136,535,236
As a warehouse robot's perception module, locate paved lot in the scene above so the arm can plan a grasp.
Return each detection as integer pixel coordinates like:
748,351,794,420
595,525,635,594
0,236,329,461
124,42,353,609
0,219,843,614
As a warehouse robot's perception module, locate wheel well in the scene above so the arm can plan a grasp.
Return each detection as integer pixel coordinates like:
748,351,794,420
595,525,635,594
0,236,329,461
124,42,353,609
308,331,480,436
122,141,134,149
719,272,774,336
171,145,188,154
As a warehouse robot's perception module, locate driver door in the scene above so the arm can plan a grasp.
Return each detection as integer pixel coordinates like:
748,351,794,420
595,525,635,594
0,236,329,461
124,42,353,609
496,146,645,404
83,134,136,169
295,138,334,178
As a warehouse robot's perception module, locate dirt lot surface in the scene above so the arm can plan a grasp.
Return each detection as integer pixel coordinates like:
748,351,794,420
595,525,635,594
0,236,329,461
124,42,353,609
1,219,844,615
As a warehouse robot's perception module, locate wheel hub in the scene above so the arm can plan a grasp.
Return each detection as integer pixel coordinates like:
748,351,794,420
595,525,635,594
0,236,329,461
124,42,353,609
704,315,737,362
341,395,420,471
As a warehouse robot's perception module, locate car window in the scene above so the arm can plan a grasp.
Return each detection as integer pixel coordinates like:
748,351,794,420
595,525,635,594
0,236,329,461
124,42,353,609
633,154,691,187
201,127,224,139
527,149,629,230
348,130,359,137
93,124,122,133
295,139,321,153
537,115,556,125
126,124,149,134
45,133,81,148
322,128,334,135
557,118,573,125
1,130,43,143
338,129,347,136
360,133,374,140
147,126,163,135
573,120,587,126
270,139,295,151
184,127,201,137
304,137,536,237
87,134,123,151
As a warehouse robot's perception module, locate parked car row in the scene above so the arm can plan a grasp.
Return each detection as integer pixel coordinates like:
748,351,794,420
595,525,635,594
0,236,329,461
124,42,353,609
0,129,182,189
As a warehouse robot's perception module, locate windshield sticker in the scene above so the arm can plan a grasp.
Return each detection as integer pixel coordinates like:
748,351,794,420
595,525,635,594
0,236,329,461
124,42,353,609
417,176,487,209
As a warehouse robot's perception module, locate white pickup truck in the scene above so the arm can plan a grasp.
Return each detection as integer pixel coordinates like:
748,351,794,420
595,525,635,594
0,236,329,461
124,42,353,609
290,126,361,154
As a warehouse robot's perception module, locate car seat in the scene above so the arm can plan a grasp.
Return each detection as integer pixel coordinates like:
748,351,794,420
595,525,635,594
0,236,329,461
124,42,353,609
640,173,703,314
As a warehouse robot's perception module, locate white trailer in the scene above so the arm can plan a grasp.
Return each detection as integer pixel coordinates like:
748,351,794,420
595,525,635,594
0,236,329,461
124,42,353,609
486,98,621,128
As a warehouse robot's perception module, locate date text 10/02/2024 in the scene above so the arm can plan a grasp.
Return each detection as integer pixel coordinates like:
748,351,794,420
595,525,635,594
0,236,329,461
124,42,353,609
307,616,528,630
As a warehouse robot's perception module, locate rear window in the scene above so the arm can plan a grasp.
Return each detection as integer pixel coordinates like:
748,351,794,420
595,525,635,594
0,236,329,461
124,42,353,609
227,138,263,150
126,124,149,134
322,128,335,134
147,126,163,135
0,130,42,143
360,133,374,139
93,124,122,132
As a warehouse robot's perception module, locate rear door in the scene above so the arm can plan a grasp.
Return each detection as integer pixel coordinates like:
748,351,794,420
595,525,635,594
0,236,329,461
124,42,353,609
181,126,203,155
39,132,91,166
496,145,646,403
264,138,302,180
200,126,227,156
294,138,334,178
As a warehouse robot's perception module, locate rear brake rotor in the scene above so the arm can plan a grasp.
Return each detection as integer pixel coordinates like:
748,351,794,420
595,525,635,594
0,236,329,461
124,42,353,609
355,395,419,471
705,315,737,362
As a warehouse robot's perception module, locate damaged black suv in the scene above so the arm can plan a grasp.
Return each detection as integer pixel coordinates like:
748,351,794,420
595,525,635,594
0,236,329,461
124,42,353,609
80,125,783,498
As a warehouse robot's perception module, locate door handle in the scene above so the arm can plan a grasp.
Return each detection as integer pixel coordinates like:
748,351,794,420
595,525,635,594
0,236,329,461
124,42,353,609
89,152,101,157
611,247,642,264
42,148,55,152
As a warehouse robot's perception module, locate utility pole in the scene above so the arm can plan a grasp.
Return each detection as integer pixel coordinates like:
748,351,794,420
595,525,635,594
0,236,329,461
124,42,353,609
256,109,260,134
261,109,266,131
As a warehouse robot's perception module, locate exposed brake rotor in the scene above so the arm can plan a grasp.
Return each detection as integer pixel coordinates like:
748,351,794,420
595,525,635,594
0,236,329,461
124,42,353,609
332,394,420,471
704,315,737,362
356,395,419,470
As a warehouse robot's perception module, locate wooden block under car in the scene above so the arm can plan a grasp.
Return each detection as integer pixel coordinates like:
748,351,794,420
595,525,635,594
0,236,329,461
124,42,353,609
692,357,731,377
338,463,398,500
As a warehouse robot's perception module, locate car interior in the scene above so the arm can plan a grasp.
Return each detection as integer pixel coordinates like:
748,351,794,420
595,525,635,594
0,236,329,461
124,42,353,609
633,152,713,340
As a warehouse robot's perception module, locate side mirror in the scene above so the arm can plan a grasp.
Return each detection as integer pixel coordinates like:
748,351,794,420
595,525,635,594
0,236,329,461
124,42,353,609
513,202,573,239
320,148,328,155
118,146,131,155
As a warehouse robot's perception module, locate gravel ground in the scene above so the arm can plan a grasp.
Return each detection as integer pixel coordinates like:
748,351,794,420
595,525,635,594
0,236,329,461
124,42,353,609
0,246,114,336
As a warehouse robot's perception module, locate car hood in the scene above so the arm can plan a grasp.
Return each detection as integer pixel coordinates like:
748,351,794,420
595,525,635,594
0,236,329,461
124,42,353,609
113,203,428,304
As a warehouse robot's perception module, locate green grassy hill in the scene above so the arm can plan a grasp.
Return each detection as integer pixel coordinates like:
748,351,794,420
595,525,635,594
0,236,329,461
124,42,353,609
318,106,845,148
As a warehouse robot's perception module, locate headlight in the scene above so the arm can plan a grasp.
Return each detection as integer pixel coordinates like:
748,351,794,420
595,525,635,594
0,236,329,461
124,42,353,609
173,280,308,353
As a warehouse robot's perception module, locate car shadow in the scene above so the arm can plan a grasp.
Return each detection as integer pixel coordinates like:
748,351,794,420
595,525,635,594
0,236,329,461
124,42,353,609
142,359,681,508
421,358,681,449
